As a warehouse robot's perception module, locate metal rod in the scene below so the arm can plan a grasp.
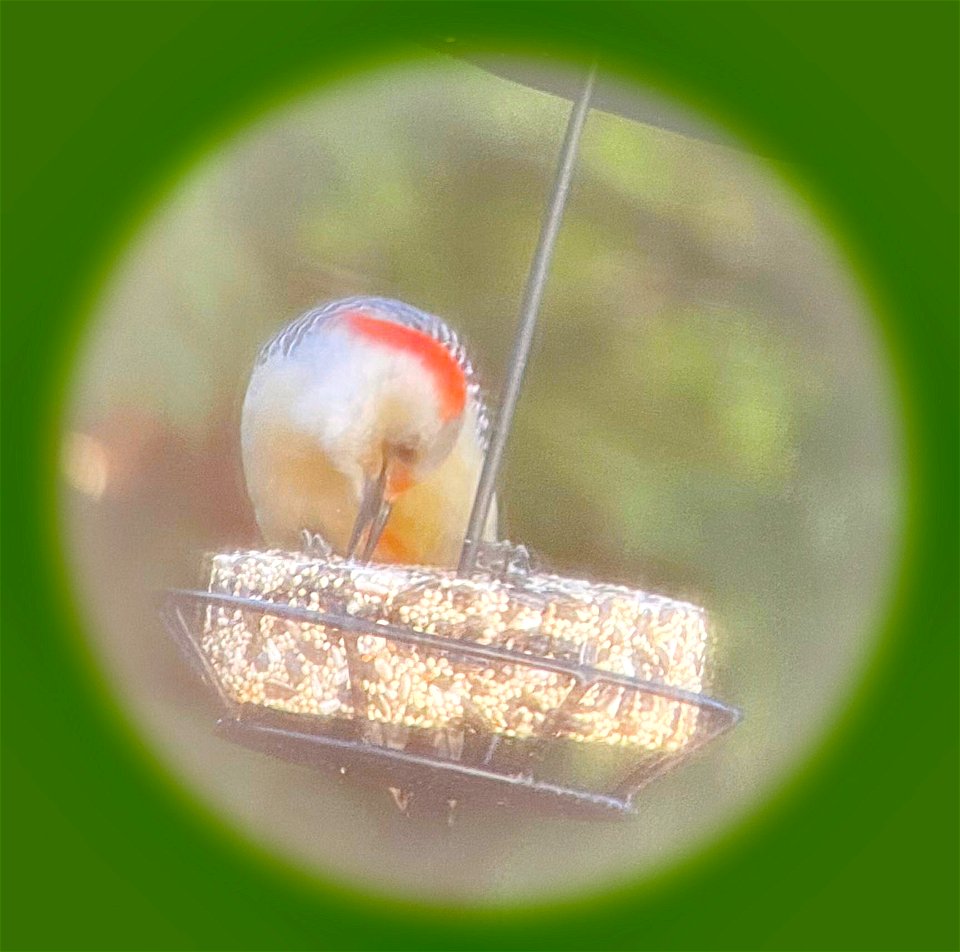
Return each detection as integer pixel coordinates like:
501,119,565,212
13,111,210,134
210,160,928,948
458,64,597,575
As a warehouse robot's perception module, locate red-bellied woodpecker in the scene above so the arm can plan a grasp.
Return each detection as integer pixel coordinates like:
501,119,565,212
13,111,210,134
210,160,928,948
241,297,495,567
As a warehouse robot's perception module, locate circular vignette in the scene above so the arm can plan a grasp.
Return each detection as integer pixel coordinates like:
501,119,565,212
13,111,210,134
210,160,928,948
31,18,924,932
52,48,908,912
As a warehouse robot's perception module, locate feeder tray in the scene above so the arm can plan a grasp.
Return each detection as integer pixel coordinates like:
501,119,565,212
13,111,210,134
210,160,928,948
160,64,741,817
161,549,739,817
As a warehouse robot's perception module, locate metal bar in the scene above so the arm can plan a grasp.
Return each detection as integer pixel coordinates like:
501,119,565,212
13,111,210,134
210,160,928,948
164,588,742,721
529,680,591,759
458,64,597,575
339,631,370,723
159,596,236,710
610,717,724,801
217,715,631,814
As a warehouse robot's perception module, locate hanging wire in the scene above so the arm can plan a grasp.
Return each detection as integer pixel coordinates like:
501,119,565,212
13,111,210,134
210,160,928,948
458,64,597,575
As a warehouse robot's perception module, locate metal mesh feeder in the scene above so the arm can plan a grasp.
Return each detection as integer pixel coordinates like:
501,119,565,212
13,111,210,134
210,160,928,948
161,550,739,817
160,64,741,817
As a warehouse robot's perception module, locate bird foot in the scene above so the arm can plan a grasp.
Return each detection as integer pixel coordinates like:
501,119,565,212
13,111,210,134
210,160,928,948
471,539,541,580
299,529,334,558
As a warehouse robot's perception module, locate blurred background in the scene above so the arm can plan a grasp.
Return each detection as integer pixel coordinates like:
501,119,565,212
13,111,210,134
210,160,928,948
61,53,901,903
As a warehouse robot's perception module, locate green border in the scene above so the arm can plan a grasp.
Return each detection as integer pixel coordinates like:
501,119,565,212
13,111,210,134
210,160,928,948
3,3,957,949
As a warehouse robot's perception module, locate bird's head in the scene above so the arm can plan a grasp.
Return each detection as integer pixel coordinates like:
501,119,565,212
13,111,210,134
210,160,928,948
291,309,468,558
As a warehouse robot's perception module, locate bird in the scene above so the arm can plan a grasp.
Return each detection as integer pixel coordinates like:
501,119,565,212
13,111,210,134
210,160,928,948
241,296,495,567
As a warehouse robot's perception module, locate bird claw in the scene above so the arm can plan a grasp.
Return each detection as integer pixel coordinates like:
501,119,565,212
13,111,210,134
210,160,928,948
300,529,334,558
471,539,541,580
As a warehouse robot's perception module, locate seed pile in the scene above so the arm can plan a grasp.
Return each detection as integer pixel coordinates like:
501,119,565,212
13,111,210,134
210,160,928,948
200,550,712,752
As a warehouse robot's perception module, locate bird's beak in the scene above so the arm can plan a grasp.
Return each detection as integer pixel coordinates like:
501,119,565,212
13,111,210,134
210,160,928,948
346,460,393,562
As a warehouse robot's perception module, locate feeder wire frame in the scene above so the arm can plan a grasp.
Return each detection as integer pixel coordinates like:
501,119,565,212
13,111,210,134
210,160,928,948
160,65,742,817
161,587,740,817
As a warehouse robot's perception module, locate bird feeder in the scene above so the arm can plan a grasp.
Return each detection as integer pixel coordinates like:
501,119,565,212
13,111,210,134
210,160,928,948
161,63,741,817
